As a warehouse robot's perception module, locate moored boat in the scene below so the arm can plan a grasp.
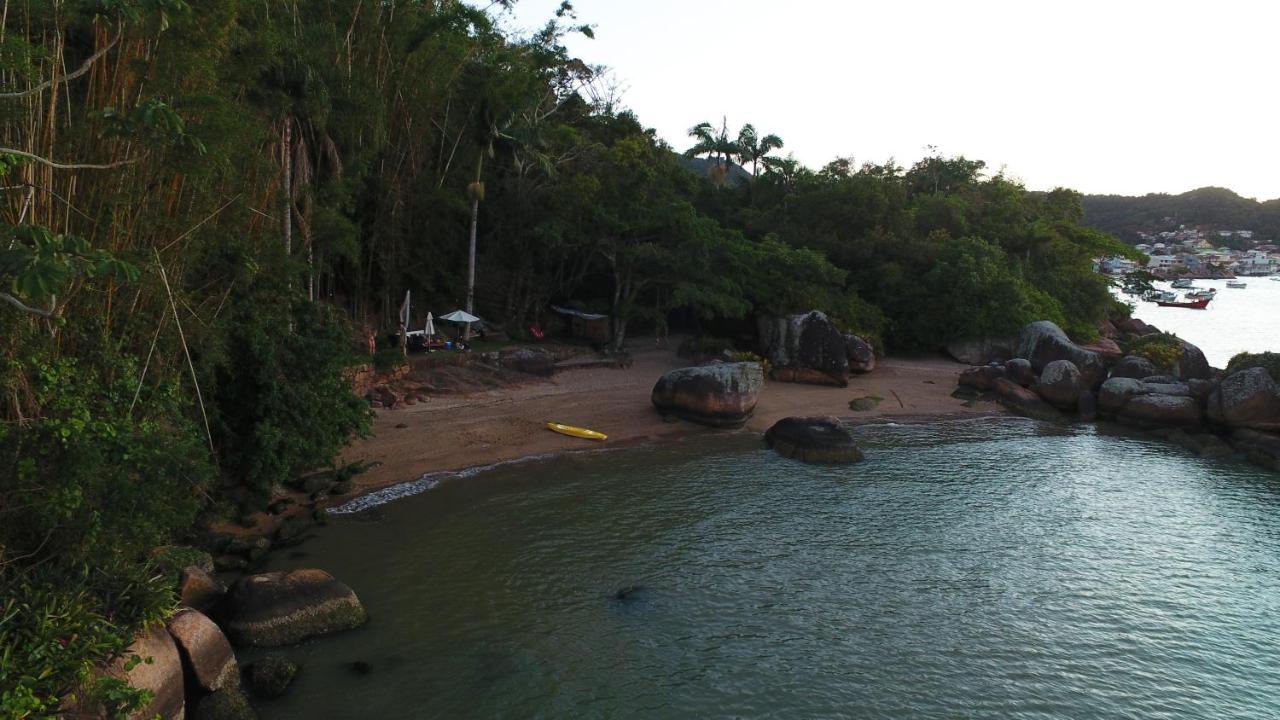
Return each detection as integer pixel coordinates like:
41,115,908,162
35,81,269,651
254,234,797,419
1171,278,1194,289
1155,296,1211,309
1187,288,1217,299
1226,280,1247,289
1142,289,1177,303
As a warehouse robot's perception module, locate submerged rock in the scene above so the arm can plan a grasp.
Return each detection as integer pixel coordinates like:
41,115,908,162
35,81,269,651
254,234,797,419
247,654,298,699
219,569,368,647
190,685,256,720
651,362,764,428
764,416,864,464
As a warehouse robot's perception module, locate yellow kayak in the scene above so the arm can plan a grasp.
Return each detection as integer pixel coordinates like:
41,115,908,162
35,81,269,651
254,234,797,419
546,422,607,441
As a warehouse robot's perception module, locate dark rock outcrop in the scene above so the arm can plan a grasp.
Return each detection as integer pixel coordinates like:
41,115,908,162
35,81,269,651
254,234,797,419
499,346,556,377
1172,339,1212,381
1098,377,1202,427
247,654,298,699
945,336,1013,366
1111,355,1158,380
168,609,238,693
1207,367,1280,431
844,334,876,374
1114,317,1159,337
1080,338,1123,363
180,566,226,613
1078,390,1098,421
1005,358,1036,387
758,311,855,387
958,363,1006,392
1014,321,1106,387
219,569,368,647
651,362,763,428
764,416,864,464
1232,428,1280,470
191,685,256,720
1036,360,1081,409
992,378,1062,422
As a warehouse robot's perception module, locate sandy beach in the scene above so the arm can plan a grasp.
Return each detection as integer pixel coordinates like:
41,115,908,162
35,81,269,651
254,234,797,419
340,344,998,496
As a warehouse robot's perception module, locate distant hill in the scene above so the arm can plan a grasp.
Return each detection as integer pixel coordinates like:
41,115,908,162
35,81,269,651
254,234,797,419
1082,187,1280,244
676,154,752,186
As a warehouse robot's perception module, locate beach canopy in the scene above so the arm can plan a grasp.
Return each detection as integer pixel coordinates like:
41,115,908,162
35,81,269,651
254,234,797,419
424,312,435,337
440,309,480,323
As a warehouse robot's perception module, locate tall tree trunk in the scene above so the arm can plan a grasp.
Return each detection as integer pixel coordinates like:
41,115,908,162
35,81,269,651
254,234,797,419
282,120,292,259
464,154,484,340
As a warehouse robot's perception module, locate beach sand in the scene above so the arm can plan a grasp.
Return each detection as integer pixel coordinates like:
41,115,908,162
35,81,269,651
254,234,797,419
340,344,996,496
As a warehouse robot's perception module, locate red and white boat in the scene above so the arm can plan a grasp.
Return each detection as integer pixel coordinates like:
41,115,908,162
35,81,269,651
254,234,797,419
1155,296,1211,309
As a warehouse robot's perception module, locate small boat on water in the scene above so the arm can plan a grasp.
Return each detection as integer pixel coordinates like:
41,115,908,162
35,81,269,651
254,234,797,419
1226,280,1248,289
1187,288,1217,300
1155,296,1211,309
1143,289,1177,303
546,422,607,441
1171,278,1195,289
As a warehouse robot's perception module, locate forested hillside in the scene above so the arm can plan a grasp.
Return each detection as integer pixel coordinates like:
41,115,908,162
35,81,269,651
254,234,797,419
0,2,1135,715
1083,187,1280,243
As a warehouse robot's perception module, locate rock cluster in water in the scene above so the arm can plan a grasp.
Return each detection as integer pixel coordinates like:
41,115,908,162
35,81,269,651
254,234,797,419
68,552,366,719
957,319,1280,471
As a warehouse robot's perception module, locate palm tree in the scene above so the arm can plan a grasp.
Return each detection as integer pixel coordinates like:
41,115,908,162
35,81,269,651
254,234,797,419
685,117,738,174
736,124,784,179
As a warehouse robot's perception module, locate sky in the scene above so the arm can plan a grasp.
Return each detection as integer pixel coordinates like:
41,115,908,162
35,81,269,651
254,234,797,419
491,0,1280,200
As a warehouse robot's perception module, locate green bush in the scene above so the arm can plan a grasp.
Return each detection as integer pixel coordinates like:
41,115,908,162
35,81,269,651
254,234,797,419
1225,352,1280,382
208,297,372,507
1127,333,1183,372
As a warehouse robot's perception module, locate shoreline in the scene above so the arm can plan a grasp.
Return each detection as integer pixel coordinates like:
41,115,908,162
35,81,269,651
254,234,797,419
329,344,1002,511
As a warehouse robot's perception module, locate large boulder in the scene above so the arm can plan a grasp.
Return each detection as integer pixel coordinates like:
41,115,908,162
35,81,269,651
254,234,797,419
1014,321,1106,387
764,416,864,464
958,363,1006,392
1119,394,1202,427
1036,360,1081,409
110,624,185,720
1172,340,1212,381
168,609,238,693
1114,317,1159,337
844,334,876,374
651,362,763,428
1111,355,1158,380
758,311,850,387
246,654,298,699
1099,377,1203,427
1207,367,1280,431
1081,338,1124,363
1005,358,1036,387
992,378,1062,422
219,569,368,647
945,336,1013,366
180,565,226,613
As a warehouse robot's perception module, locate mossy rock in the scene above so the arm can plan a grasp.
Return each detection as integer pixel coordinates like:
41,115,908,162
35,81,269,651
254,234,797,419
247,654,299,698
220,569,368,647
848,395,883,412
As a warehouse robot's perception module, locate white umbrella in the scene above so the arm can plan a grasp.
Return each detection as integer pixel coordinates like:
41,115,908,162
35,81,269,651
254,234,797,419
439,309,480,323
424,312,435,338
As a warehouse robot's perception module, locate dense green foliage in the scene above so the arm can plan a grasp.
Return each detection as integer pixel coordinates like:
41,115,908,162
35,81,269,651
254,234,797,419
1083,186,1280,244
0,1,1135,714
1126,333,1184,372
1225,352,1280,382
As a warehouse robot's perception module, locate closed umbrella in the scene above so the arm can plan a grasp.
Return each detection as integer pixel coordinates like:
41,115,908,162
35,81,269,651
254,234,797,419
424,312,435,338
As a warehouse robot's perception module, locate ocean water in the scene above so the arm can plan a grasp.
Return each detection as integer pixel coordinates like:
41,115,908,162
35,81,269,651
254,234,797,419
1122,277,1280,367
252,418,1280,719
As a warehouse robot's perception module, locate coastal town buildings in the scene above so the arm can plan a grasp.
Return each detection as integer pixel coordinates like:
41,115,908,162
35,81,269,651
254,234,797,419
1099,226,1277,278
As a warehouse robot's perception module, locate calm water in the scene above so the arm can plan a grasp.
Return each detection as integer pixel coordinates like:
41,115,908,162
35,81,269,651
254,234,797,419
1124,277,1280,367
254,418,1280,719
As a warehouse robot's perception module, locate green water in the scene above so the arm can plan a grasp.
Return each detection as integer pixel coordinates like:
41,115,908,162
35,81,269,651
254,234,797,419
254,418,1280,719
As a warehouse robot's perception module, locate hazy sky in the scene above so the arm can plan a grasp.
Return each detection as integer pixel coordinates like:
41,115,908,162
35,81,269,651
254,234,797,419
493,0,1279,200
